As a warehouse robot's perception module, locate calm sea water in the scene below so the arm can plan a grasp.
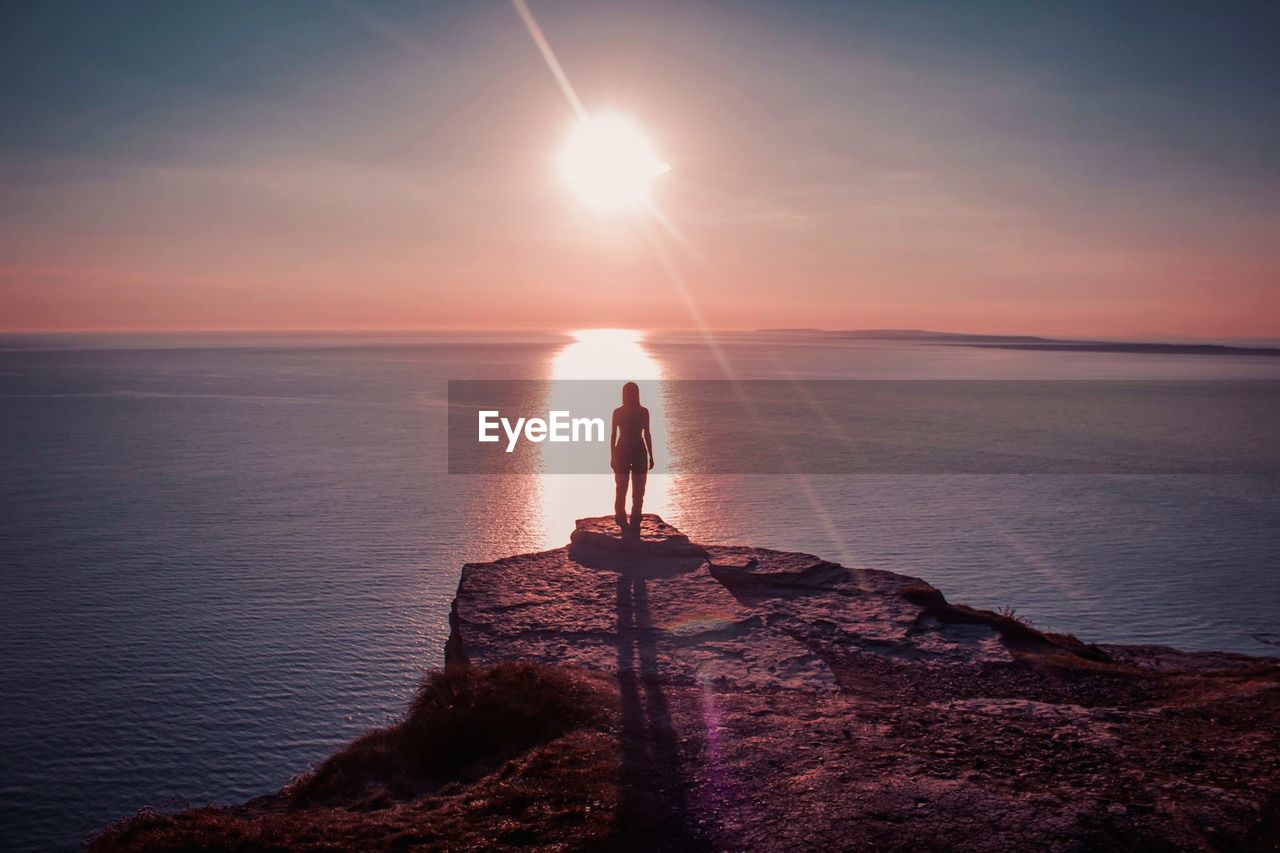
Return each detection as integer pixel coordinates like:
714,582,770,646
2,330,1278,850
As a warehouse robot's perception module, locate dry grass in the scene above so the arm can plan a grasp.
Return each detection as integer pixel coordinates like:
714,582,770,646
996,604,1034,628
87,663,622,852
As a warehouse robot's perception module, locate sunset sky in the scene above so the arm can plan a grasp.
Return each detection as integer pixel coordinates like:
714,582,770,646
2,0,1277,337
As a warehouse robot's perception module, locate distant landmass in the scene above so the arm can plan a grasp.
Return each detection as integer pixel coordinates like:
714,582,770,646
756,328,1280,356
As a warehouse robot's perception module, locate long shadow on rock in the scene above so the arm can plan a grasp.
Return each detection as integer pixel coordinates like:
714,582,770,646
614,574,708,850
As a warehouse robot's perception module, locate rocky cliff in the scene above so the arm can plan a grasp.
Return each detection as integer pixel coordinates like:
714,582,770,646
92,516,1279,851
448,515,1278,850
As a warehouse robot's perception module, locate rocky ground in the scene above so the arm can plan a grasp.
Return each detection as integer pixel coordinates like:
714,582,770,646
449,515,1278,851
93,516,1279,851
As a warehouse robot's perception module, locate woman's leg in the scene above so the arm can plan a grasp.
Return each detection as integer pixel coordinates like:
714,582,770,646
629,461,647,525
614,469,629,519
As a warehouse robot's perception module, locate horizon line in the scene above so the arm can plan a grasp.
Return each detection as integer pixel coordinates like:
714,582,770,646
3,325,1280,345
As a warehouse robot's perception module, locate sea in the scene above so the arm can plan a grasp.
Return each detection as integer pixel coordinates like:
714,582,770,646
2,329,1278,850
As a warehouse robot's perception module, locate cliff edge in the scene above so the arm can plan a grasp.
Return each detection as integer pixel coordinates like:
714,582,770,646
92,516,1279,851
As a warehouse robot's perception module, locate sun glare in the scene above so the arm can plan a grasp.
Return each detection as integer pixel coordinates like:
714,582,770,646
559,112,669,213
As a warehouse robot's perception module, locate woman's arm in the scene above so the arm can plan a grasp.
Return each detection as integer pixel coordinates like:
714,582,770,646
643,408,655,470
610,409,620,462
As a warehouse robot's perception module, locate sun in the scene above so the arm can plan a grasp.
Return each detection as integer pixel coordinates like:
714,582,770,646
559,112,669,213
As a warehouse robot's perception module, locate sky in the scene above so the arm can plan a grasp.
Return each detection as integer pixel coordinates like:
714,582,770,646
1,0,1277,337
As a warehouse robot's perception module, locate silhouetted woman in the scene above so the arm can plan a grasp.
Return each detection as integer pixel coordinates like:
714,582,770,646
611,381,654,531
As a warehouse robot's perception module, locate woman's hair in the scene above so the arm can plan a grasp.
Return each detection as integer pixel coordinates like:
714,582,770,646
621,381,641,408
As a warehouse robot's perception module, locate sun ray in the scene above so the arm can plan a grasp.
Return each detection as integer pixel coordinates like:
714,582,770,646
511,0,587,118
645,199,708,265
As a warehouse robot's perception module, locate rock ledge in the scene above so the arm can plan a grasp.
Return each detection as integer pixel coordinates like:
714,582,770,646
447,515,1280,850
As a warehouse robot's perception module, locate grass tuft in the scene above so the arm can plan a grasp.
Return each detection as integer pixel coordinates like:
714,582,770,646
292,662,613,805
87,663,619,851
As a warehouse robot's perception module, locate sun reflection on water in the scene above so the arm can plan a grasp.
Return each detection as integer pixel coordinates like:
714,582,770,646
538,329,671,547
